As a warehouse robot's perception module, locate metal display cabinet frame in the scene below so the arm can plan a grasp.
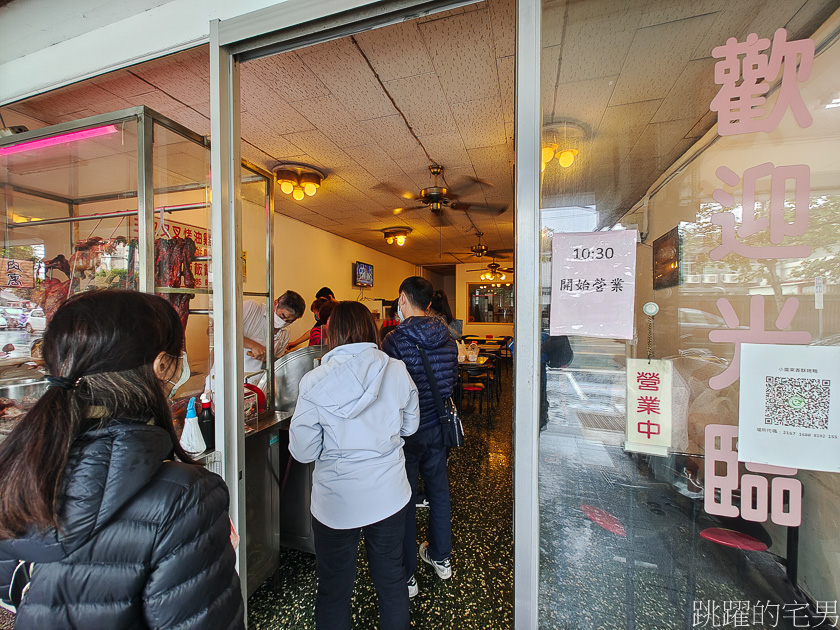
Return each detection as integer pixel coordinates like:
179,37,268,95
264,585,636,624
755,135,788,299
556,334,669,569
0,103,277,467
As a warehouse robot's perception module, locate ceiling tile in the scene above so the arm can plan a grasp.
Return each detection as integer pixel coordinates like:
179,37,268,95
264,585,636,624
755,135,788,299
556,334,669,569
343,144,406,178
451,97,506,149
241,87,314,135
497,55,515,123
419,10,499,104
544,75,617,133
417,7,465,24
544,1,641,84
467,144,513,192
608,13,718,106
353,22,434,82
417,131,472,168
383,73,457,136
299,38,397,121
130,59,209,109
639,0,727,28
650,58,717,123
243,51,331,102
359,115,426,161
488,0,516,58
289,96,371,148
282,130,357,167
91,70,157,99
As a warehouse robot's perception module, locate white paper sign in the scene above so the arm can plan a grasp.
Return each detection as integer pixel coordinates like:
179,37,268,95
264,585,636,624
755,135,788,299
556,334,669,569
625,358,672,456
739,343,840,473
550,230,637,339
815,276,824,310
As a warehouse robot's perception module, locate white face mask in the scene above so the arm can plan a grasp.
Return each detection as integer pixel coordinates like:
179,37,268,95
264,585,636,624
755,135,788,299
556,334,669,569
167,350,190,399
273,312,287,328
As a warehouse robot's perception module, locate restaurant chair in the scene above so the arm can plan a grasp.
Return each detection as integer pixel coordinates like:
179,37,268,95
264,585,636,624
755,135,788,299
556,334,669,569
460,364,493,426
498,336,513,373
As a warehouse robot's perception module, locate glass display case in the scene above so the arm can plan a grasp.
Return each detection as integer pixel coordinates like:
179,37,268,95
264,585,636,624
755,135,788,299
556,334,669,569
0,106,274,439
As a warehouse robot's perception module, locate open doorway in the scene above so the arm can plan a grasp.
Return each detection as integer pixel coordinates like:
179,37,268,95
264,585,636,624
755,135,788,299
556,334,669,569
235,2,516,627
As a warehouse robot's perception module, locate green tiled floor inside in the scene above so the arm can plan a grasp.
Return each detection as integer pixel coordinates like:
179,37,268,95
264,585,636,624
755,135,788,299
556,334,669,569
248,372,514,629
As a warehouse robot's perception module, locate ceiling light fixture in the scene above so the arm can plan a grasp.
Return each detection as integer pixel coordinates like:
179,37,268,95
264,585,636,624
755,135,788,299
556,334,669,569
272,163,326,201
382,226,412,247
541,119,589,172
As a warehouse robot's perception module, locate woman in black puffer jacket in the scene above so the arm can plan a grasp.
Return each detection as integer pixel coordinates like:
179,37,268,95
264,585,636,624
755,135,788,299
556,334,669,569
0,290,244,629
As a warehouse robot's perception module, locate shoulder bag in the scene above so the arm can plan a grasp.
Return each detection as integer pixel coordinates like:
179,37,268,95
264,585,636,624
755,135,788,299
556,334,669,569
416,345,464,448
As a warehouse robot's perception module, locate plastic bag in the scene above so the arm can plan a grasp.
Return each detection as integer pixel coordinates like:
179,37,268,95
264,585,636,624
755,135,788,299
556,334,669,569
179,397,206,455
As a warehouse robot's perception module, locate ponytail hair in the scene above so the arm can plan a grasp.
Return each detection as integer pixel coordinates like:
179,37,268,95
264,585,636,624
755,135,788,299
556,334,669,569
0,290,196,539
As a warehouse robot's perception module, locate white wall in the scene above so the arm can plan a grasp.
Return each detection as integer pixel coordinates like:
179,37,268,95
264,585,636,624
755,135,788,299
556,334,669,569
268,213,416,343
0,0,378,106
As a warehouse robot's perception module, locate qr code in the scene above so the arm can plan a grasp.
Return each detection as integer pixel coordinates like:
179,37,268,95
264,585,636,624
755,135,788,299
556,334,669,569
765,377,831,429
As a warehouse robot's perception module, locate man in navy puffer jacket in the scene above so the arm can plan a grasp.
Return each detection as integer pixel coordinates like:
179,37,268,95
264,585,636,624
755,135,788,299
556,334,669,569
382,276,458,598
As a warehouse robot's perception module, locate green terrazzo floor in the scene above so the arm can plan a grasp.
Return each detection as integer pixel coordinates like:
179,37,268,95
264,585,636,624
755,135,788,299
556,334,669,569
248,371,515,629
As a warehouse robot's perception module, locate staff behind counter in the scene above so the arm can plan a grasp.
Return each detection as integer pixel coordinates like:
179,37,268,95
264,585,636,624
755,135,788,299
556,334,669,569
207,290,306,392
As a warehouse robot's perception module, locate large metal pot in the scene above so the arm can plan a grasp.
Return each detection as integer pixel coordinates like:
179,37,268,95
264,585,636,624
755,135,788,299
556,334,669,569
0,377,49,401
255,346,325,413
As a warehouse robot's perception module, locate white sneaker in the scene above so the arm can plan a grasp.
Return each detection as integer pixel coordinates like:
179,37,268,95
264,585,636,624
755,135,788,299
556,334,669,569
407,575,419,598
419,541,452,579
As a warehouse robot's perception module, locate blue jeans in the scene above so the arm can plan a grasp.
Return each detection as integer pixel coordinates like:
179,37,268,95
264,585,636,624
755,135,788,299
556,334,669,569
402,424,452,579
313,505,409,630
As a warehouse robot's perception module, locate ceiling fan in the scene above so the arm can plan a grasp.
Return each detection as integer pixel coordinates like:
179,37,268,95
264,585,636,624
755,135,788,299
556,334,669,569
467,258,514,282
376,165,507,226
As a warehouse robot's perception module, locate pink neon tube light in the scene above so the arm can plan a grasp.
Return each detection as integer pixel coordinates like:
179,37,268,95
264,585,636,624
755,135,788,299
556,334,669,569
0,124,119,157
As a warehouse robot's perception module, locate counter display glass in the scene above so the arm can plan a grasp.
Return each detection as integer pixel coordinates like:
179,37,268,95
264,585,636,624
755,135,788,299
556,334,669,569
0,107,215,436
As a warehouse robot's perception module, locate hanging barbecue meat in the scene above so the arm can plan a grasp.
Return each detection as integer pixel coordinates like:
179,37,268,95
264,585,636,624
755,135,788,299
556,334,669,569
44,237,120,281
32,277,78,321
155,236,198,334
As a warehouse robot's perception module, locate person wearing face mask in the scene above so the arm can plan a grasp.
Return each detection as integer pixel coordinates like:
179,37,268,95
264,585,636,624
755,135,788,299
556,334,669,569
241,291,305,383
381,277,458,599
0,290,245,629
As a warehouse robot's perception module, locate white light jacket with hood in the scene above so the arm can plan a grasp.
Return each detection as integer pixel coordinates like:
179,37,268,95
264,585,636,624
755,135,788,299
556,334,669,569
290,342,420,529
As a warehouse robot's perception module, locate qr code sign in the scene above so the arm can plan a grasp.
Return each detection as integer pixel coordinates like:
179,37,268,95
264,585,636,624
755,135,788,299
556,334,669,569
765,377,831,430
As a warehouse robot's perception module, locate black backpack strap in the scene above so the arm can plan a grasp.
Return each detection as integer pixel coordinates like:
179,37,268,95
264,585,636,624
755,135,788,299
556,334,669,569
416,345,447,423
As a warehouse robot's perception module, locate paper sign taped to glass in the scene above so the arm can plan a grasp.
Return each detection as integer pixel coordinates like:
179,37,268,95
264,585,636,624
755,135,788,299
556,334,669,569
625,358,672,456
738,343,840,473
549,230,637,339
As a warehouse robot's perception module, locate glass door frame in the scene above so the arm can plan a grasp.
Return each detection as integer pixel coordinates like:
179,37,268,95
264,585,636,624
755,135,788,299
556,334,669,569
212,0,542,622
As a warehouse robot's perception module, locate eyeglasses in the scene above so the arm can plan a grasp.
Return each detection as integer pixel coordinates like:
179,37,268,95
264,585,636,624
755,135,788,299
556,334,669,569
275,306,298,324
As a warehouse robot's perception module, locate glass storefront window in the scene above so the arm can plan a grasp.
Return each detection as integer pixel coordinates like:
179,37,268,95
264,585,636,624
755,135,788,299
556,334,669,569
538,1,840,627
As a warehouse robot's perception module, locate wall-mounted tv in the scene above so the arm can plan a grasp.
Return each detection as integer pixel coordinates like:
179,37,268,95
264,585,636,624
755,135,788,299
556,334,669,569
353,261,374,287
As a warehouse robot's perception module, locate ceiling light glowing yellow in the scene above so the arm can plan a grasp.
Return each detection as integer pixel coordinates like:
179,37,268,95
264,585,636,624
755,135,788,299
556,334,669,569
557,149,578,168
382,226,412,246
273,163,326,202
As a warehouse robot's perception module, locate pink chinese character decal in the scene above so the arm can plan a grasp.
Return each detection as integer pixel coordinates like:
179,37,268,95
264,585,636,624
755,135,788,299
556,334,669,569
711,163,812,260
704,424,802,525
710,28,814,136
636,372,660,391
708,295,811,390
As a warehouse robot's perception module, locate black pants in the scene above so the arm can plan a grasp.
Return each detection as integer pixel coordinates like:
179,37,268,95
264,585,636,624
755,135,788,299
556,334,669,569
403,424,452,579
313,504,410,630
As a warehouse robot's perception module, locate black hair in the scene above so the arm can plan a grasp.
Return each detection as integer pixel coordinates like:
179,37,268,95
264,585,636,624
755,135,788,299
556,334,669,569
430,290,454,323
315,287,335,300
277,290,306,318
398,276,433,311
0,290,194,538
